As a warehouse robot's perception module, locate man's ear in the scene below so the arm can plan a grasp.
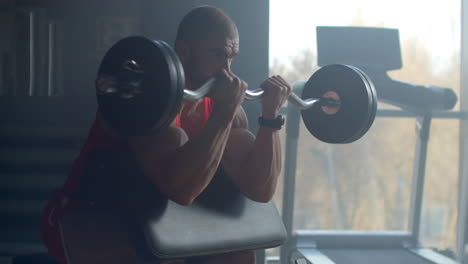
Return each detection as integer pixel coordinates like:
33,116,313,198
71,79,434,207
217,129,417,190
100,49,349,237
175,39,190,64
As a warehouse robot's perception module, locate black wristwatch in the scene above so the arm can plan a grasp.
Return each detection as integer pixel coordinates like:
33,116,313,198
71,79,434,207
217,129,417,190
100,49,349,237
258,115,285,130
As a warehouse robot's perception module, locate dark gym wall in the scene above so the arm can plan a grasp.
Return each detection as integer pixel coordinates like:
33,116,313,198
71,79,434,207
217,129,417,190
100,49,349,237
142,0,269,131
0,0,270,255
49,0,268,128
49,0,143,97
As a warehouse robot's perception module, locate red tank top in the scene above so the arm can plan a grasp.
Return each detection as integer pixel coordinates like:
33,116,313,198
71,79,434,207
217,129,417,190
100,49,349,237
40,118,118,263
41,97,214,263
175,97,214,138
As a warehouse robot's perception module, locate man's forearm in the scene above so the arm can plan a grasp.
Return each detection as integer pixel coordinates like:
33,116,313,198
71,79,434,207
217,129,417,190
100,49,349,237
223,127,282,203
244,127,282,201
160,109,235,205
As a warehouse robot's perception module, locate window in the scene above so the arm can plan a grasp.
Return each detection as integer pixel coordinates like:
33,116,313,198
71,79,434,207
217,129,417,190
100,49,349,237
270,0,461,257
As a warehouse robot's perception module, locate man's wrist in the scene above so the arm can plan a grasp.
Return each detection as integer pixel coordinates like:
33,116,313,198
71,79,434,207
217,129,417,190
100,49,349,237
261,113,278,119
261,107,280,119
258,115,285,130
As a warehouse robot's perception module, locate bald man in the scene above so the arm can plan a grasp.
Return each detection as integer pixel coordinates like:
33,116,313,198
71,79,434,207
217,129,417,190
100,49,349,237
41,5,291,264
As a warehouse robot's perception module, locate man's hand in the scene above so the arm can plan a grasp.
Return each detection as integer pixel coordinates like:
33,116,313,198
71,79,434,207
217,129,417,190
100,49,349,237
259,76,292,118
209,69,248,117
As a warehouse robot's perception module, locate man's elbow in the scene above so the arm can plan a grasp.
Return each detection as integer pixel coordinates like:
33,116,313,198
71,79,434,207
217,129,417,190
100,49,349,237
148,176,199,206
171,195,195,206
251,195,273,203
164,187,199,206
245,188,275,203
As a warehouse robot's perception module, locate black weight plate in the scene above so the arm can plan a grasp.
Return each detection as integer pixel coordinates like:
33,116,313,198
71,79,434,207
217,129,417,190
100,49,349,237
301,64,374,144
338,65,376,143
153,40,185,133
96,36,183,136
156,40,185,129
344,65,378,143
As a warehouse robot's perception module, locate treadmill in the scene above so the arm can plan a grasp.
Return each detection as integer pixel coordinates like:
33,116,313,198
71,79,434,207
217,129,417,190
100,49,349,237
280,26,461,264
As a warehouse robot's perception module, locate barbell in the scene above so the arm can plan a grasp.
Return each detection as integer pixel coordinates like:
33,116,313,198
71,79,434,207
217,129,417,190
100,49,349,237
96,36,377,143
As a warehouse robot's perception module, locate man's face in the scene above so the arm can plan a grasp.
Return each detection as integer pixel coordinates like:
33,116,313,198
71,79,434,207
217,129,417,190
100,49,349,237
185,31,239,87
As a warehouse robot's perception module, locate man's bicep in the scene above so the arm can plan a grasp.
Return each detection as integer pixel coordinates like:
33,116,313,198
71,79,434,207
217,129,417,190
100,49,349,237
232,106,249,129
222,128,255,170
127,126,188,175
224,106,254,167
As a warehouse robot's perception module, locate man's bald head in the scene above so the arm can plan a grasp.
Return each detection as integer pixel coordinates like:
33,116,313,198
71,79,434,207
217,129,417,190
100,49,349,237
175,6,239,45
175,6,240,88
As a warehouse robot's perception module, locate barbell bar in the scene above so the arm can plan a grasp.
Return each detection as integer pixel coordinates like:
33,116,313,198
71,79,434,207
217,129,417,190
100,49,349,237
102,59,341,110
96,36,377,143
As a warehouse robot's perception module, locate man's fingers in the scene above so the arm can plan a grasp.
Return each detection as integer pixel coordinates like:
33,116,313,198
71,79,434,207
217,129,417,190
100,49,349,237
275,75,293,96
232,74,241,88
261,78,281,90
272,75,289,86
261,76,290,95
219,69,230,81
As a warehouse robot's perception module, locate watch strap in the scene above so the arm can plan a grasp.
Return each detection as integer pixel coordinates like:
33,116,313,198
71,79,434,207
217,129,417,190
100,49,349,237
258,115,285,130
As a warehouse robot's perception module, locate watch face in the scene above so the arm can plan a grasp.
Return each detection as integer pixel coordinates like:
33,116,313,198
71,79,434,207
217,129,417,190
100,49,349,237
259,115,284,129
